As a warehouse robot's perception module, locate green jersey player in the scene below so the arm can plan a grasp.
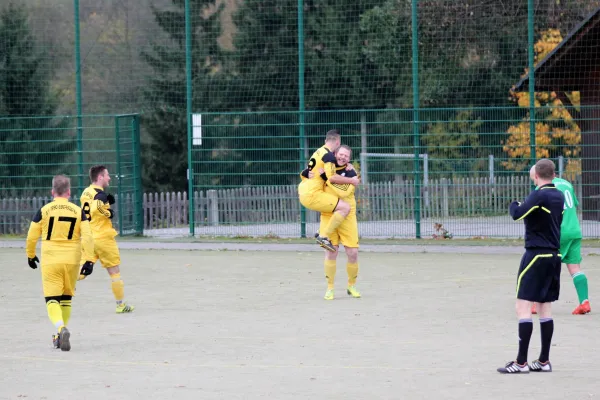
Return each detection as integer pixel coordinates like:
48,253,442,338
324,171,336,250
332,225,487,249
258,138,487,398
530,166,590,315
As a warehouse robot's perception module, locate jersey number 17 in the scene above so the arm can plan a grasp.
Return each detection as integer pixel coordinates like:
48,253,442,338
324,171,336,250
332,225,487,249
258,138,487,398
46,216,77,240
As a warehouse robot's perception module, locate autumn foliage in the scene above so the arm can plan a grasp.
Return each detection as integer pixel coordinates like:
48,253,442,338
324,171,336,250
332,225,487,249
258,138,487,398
503,29,581,178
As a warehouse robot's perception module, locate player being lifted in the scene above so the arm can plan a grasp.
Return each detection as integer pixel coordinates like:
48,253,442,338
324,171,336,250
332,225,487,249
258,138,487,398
298,129,359,251
79,165,135,313
529,166,590,315
26,175,95,351
303,145,361,300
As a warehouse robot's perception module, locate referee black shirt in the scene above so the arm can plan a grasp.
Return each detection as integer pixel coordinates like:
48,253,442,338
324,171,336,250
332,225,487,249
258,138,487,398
509,183,564,250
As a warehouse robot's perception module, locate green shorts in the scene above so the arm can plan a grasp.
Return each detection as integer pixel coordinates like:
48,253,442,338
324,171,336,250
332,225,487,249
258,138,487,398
560,238,582,265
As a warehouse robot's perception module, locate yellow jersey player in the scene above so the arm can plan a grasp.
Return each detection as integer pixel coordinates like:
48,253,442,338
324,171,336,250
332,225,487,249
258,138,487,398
304,145,361,300
26,175,95,351
298,129,359,252
79,165,134,313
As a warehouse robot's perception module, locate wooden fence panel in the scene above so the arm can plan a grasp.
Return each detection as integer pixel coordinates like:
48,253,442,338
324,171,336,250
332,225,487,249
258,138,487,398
2,175,588,234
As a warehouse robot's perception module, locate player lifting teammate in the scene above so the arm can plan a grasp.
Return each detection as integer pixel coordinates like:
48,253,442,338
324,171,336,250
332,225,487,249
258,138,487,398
498,159,564,374
306,145,361,300
298,129,359,251
26,175,95,351
79,165,134,313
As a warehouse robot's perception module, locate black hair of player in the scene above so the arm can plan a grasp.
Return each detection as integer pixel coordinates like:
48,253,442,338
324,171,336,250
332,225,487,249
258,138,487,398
89,165,107,183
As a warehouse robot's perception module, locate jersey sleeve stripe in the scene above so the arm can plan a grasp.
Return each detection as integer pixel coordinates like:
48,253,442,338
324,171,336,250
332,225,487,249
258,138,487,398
515,205,539,221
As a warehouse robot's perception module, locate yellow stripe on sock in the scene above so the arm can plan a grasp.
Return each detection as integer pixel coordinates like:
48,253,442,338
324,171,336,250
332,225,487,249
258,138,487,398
60,300,72,326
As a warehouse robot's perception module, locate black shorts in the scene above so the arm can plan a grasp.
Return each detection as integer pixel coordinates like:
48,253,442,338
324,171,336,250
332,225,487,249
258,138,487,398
516,249,561,303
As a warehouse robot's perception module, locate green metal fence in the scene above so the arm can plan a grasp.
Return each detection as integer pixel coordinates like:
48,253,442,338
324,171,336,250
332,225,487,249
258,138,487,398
0,115,143,236
186,107,600,239
3,1,600,239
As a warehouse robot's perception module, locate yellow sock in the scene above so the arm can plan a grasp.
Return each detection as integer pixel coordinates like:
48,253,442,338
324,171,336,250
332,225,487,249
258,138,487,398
324,260,337,289
347,262,359,286
46,300,64,330
322,211,346,238
110,273,125,304
60,299,72,326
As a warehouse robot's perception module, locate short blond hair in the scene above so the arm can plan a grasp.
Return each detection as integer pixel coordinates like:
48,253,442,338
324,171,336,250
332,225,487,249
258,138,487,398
52,175,71,196
336,144,352,156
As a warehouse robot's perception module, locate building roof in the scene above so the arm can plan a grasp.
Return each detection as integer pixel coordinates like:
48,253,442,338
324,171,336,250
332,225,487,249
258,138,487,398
514,7,600,92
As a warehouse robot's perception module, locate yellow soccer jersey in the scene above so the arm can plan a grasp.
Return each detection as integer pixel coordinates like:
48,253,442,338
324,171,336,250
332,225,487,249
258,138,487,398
26,197,94,265
80,184,117,239
325,166,357,212
298,145,337,196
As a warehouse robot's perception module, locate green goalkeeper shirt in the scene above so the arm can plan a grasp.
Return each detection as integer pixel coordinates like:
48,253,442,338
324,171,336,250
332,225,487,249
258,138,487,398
549,177,582,241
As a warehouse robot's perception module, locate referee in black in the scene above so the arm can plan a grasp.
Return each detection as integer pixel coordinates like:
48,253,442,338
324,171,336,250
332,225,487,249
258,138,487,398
498,159,565,374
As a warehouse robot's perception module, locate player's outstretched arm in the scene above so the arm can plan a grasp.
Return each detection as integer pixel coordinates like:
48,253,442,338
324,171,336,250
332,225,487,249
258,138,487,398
509,191,540,221
25,209,42,260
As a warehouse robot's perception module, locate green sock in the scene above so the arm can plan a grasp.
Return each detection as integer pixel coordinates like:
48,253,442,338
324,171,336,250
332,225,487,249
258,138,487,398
572,272,589,304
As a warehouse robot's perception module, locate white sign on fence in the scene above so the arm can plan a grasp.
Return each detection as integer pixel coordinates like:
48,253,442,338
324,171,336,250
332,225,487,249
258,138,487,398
192,113,202,145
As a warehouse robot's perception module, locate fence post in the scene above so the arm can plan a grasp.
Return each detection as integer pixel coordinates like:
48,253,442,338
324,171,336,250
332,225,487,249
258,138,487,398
558,155,564,178
132,115,143,235
114,116,123,236
185,0,195,236
207,190,219,226
423,153,429,208
360,152,368,185
441,178,449,218
411,0,421,239
73,0,84,194
527,0,536,189
298,0,306,238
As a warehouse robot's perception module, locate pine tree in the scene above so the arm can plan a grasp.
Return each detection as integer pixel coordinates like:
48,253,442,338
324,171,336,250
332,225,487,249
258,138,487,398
230,0,390,111
230,0,299,111
141,0,227,192
0,3,73,196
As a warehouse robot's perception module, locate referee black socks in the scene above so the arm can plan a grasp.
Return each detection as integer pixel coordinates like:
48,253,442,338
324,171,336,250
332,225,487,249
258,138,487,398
539,318,554,363
516,318,533,365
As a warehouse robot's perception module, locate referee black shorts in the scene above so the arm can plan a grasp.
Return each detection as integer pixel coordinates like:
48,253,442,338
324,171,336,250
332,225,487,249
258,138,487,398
516,249,562,303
